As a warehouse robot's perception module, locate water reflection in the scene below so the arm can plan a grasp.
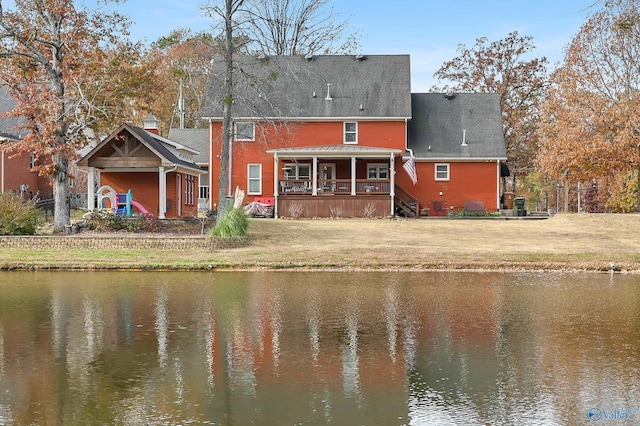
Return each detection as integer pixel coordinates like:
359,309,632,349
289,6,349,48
0,271,639,424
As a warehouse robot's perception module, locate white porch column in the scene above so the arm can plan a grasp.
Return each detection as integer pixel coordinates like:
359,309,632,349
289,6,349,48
351,156,357,195
312,156,318,195
87,167,95,211
159,166,166,219
390,153,396,216
273,154,279,218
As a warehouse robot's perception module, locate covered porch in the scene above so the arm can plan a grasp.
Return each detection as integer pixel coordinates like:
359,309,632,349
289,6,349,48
266,145,402,218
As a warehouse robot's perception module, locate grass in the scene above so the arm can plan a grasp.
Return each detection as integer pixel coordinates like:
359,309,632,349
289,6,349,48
1,213,640,272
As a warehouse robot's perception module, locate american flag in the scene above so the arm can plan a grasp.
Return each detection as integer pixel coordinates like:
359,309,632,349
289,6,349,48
403,154,417,185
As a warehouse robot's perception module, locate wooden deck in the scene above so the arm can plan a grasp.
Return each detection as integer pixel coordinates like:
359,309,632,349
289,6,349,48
277,195,392,218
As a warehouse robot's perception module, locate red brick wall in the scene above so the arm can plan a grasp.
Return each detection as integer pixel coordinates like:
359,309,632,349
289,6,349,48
1,150,52,197
100,171,198,218
209,120,406,210
394,160,500,213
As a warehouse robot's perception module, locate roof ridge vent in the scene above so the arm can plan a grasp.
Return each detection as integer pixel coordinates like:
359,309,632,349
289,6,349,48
355,54,366,61
305,53,314,61
445,92,455,100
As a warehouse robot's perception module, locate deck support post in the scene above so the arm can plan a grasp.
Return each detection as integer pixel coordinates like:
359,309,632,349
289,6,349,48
351,156,357,195
87,167,95,211
390,153,396,216
159,166,166,219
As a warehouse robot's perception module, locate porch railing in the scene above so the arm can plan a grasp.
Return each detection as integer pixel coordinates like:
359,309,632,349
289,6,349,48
394,184,419,217
278,179,391,195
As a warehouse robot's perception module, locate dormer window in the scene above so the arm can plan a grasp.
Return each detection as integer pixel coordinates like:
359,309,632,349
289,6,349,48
344,122,357,144
234,122,255,141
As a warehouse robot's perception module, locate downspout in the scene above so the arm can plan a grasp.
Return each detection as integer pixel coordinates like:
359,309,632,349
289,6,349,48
208,119,214,211
1,148,4,193
496,161,501,210
390,152,396,216
227,123,233,198
273,153,279,218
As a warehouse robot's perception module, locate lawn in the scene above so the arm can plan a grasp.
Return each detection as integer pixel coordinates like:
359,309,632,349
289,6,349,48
1,214,639,272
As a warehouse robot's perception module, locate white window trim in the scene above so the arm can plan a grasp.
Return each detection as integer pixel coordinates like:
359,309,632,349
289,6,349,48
367,163,389,180
247,164,262,195
235,122,255,141
435,163,450,181
343,121,358,144
284,163,311,180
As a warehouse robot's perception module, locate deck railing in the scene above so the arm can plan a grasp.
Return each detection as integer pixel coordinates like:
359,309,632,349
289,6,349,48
279,179,391,195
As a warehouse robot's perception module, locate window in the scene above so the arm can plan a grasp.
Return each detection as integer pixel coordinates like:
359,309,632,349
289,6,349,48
248,164,262,194
284,164,310,180
344,122,357,144
235,122,255,141
199,174,209,201
435,163,450,181
29,153,36,170
185,175,195,205
367,163,389,180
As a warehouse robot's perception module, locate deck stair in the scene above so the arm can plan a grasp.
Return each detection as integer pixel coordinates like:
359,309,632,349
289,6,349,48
394,185,419,218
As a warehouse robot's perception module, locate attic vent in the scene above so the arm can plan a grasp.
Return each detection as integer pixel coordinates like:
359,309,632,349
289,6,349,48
445,92,455,100
325,83,332,100
305,53,314,61
355,54,366,61
257,53,268,61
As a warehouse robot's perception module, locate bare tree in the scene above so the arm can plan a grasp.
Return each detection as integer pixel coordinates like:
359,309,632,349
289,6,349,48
242,0,359,55
201,0,247,214
201,0,360,214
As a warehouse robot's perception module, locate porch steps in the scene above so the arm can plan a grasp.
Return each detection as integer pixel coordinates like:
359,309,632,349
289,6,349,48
394,185,419,218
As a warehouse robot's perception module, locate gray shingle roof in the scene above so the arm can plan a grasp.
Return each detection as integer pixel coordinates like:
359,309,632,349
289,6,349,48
407,93,507,159
167,128,209,164
201,54,412,120
0,87,26,141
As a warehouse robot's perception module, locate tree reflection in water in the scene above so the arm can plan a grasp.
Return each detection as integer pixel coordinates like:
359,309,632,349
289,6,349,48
0,271,639,425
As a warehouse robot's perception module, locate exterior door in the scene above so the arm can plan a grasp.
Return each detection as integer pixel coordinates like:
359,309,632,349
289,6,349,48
319,163,336,192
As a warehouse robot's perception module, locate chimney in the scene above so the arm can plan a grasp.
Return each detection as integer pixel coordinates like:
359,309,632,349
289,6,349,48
143,113,160,134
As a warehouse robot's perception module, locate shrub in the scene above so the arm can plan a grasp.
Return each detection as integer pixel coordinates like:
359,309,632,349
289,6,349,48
210,207,248,237
0,192,39,235
84,210,164,233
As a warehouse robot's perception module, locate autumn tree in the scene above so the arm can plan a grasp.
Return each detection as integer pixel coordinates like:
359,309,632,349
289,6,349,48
433,31,548,192
536,0,640,212
0,0,156,230
148,29,223,133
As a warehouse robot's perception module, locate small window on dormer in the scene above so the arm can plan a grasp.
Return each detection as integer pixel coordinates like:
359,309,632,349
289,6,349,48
235,122,255,141
344,122,357,144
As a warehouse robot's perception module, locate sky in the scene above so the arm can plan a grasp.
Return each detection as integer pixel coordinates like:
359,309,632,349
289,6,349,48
6,0,598,91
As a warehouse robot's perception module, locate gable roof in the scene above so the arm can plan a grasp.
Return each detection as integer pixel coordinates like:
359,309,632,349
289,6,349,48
201,54,412,120
167,128,209,165
0,87,26,141
407,93,507,160
78,123,204,174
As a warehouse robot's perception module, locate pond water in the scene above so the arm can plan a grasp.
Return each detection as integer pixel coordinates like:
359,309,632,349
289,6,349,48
0,271,639,425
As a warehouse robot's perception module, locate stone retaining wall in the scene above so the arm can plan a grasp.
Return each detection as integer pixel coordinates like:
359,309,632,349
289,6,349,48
0,235,249,250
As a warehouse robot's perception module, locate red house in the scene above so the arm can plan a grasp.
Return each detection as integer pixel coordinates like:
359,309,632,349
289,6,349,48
0,87,52,199
202,54,507,218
